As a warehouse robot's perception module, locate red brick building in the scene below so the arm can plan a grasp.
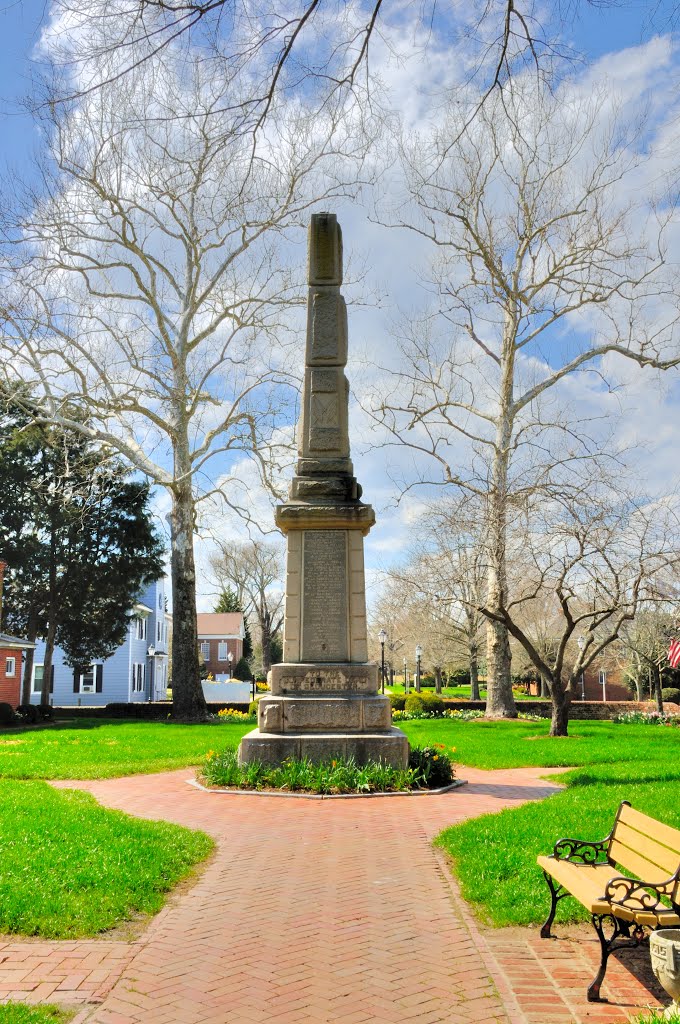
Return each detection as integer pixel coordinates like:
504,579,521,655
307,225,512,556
196,613,244,679
0,561,36,708
0,633,36,707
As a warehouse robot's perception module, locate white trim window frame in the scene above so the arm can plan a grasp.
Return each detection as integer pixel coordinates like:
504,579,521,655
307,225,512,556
199,642,210,660
132,662,145,693
218,641,228,661
5,656,16,677
135,617,148,641
80,666,96,693
32,664,44,693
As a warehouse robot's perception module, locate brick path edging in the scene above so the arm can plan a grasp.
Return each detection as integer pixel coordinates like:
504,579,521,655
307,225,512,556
187,777,468,799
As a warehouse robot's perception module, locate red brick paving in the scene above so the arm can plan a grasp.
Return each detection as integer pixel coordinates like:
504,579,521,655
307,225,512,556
0,766,667,1022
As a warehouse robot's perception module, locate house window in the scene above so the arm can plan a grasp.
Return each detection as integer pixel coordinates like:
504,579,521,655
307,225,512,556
32,665,44,693
158,593,163,610
199,642,210,659
135,617,147,641
599,670,607,686
5,657,15,677
218,642,228,661
81,666,95,693
132,663,145,693
157,620,162,644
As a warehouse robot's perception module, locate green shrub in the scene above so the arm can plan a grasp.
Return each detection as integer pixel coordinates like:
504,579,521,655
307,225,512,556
662,687,680,704
408,745,455,788
248,699,260,716
389,694,406,711
420,674,435,688
0,703,16,726
405,693,425,714
420,692,445,714
232,657,253,681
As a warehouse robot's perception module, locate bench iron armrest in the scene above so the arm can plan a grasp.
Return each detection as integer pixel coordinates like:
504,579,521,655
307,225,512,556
604,872,680,915
552,836,611,863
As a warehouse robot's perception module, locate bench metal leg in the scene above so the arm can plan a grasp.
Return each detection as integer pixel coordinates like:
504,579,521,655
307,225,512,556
540,871,568,939
588,914,645,1002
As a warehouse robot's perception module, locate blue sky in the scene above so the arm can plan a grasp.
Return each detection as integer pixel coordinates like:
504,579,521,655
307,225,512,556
2,1,679,616
0,0,677,174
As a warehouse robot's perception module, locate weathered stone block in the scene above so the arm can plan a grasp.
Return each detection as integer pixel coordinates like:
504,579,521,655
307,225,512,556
270,663,379,696
284,697,362,732
362,697,392,731
258,699,283,734
238,731,298,766
308,213,343,285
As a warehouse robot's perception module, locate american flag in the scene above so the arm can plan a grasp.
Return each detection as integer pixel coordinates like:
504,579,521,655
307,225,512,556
669,639,680,670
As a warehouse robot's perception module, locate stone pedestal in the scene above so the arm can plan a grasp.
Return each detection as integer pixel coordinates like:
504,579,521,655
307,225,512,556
238,213,408,769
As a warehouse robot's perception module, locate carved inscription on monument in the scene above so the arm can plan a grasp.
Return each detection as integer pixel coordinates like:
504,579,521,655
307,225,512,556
310,292,348,363
302,531,348,662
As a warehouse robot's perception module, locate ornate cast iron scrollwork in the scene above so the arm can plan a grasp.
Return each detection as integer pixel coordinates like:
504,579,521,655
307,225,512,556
553,836,610,863
605,873,680,915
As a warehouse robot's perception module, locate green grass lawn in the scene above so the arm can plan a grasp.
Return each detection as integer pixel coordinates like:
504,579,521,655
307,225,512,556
0,719,250,779
399,719,680,929
0,780,213,938
0,1006,73,1024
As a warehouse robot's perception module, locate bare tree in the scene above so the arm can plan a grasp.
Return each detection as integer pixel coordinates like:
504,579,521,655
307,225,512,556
481,485,680,735
1,44,367,719
618,604,680,710
385,502,487,698
369,79,680,719
211,538,285,675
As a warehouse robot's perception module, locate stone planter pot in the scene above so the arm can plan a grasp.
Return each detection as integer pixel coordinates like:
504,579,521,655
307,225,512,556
650,929,680,1018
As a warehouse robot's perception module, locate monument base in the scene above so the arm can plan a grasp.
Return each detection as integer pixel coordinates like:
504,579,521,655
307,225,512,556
238,727,409,768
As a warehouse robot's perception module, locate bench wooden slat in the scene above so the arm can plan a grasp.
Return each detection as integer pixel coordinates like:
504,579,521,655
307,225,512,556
608,841,675,888
618,804,680,854
610,821,680,878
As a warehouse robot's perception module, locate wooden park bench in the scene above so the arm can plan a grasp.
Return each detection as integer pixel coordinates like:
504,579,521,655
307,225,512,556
538,801,680,1002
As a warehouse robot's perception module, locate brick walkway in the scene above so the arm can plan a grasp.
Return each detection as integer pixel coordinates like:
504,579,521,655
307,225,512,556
0,767,666,1023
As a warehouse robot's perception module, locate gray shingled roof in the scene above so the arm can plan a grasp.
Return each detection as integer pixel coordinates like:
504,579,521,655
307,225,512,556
0,633,36,649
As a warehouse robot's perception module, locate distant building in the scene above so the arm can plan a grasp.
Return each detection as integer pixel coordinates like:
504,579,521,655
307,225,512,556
0,632,36,708
31,578,171,705
0,561,36,708
196,612,244,679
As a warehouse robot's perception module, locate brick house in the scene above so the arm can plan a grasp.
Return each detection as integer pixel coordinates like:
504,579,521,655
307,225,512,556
196,613,244,679
0,561,36,708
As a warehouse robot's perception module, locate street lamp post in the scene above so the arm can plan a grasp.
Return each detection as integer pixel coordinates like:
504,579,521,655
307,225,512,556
378,629,387,694
227,650,233,680
403,656,407,695
577,636,585,701
415,645,422,693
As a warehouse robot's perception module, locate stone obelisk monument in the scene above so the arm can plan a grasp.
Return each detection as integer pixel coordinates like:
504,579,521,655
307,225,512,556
238,213,409,768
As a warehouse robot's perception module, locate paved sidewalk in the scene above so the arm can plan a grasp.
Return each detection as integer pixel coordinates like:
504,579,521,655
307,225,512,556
0,766,666,1023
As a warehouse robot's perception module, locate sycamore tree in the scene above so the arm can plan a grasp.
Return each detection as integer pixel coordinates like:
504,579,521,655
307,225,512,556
486,482,680,735
211,539,284,674
1,37,370,719
369,77,680,720
0,396,164,705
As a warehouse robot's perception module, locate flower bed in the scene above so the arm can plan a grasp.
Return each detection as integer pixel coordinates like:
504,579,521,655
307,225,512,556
200,746,456,794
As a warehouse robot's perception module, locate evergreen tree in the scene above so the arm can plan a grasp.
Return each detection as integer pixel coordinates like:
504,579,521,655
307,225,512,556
214,587,253,660
0,396,165,704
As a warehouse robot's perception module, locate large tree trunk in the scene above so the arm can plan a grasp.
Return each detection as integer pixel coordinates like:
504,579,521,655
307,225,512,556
40,615,56,708
260,614,273,675
21,604,39,705
169,477,207,722
469,643,480,701
484,334,517,720
652,662,664,715
549,678,571,737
